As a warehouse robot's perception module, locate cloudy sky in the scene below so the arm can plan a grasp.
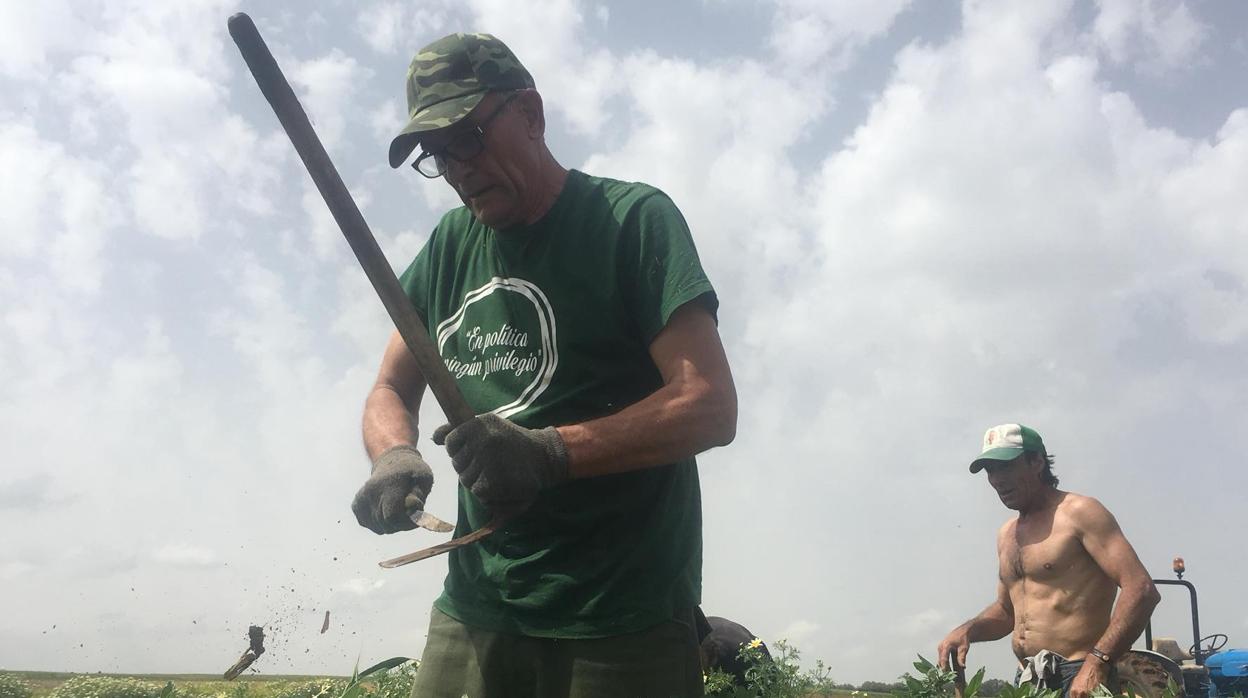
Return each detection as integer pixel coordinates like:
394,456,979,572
2,0,1246,683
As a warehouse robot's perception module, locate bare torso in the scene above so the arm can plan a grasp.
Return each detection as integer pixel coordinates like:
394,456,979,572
999,491,1118,661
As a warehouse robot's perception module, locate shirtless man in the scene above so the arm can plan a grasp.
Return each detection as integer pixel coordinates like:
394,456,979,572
937,424,1160,698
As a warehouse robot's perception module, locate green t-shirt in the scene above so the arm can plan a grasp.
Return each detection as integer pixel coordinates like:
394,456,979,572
399,169,717,638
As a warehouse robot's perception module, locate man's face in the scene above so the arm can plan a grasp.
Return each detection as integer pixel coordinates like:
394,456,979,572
983,453,1043,510
418,91,542,229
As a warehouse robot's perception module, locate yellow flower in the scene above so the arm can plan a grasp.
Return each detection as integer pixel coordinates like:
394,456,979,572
747,637,763,649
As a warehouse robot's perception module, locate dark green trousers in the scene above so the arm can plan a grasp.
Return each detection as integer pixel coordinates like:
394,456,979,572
410,607,705,698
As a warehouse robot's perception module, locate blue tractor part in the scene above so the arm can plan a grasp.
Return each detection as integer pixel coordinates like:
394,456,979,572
1142,559,1240,698
1206,649,1248,697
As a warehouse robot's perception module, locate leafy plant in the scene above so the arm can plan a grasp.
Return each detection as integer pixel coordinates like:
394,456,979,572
333,657,414,698
0,674,34,698
703,669,741,695
704,638,839,697
988,682,1061,698
979,679,1011,697
859,680,905,693
270,680,348,698
898,655,992,698
357,660,416,698
48,677,169,698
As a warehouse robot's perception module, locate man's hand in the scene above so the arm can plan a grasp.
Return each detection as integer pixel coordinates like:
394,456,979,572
433,414,569,510
937,627,971,671
1068,656,1112,698
351,445,434,534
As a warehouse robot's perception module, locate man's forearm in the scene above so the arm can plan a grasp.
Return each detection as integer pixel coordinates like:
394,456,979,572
362,385,420,460
558,375,735,479
962,602,1015,643
1091,580,1161,658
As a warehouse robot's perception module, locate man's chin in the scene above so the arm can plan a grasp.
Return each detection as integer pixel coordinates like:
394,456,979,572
469,203,516,230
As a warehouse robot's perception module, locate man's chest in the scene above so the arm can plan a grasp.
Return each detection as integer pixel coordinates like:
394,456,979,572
999,523,1089,583
428,262,650,419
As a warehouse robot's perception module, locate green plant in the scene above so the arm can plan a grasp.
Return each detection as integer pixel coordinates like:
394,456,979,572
979,679,1011,697
0,674,34,698
702,669,740,695
989,682,1060,698
270,680,348,698
859,680,905,693
333,657,414,698
898,656,987,698
48,677,169,698
356,660,416,698
703,638,840,698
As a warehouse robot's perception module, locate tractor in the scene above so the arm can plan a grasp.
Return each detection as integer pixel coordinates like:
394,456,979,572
1118,557,1246,698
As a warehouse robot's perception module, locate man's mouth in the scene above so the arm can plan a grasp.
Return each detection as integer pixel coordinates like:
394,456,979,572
465,185,494,200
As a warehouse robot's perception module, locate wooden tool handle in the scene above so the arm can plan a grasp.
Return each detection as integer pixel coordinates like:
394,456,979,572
227,12,475,426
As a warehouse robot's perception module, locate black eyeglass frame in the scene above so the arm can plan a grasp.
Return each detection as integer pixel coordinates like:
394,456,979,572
411,91,522,178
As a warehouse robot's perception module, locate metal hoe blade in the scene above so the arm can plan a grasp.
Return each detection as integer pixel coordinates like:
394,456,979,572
380,514,511,568
410,510,455,533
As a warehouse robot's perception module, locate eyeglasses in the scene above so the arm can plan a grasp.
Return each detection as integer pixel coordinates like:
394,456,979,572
411,92,521,178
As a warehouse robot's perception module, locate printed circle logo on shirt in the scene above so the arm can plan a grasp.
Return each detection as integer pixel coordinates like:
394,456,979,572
435,276,559,419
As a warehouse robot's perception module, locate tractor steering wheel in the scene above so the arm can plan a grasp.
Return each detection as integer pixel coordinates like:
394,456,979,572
1190,633,1229,657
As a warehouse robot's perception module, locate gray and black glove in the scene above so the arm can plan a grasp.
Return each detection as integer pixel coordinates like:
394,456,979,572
432,414,569,510
351,445,434,534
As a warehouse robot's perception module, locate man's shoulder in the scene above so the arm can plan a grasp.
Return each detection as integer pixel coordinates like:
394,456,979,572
1057,491,1108,515
1056,491,1119,533
996,517,1017,540
576,170,672,210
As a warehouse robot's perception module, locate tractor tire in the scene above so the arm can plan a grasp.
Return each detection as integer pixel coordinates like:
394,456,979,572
1115,650,1185,698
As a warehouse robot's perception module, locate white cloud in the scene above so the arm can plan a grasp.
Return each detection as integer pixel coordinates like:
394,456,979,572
0,561,37,581
769,0,913,71
106,320,183,413
0,0,90,78
130,149,207,241
341,577,387,595
469,0,620,136
355,0,455,55
370,99,405,144
289,50,375,151
777,618,820,647
0,474,65,511
1092,0,1208,71
0,121,119,293
898,608,948,637
153,544,219,568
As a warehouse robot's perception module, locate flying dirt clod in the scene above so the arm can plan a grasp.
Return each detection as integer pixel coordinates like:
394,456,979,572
223,625,266,680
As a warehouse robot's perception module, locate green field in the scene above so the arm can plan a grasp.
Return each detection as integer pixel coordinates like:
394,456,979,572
2,671,355,698
0,664,904,698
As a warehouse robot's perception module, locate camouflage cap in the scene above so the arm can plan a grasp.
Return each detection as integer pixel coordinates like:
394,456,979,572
387,33,535,168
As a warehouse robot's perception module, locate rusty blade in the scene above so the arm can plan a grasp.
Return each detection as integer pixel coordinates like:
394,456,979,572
409,510,455,533
380,514,510,568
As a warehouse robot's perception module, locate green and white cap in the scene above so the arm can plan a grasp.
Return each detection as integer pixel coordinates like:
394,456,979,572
969,424,1045,473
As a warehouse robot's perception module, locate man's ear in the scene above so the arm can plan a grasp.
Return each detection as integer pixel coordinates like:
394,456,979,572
517,89,546,139
1027,452,1046,474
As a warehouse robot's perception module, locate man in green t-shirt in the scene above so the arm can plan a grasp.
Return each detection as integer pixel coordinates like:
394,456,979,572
350,32,737,697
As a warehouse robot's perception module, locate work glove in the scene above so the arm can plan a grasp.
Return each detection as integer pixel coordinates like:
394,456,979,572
432,414,569,511
351,445,434,534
